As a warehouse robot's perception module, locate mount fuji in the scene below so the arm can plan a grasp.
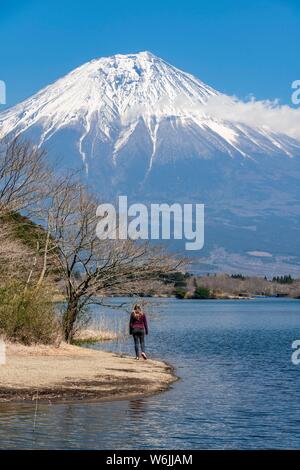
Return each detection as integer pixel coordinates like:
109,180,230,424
1,51,300,275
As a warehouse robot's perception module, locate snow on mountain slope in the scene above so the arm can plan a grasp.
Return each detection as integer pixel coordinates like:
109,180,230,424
1,51,300,178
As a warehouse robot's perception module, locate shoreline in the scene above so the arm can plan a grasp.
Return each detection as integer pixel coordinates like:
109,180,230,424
0,342,178,404
53,294,300,303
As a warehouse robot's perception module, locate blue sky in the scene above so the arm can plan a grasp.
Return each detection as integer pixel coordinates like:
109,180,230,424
1,0,299,108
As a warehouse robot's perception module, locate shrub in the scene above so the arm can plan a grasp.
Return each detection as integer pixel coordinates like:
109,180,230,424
175,288,187,299
193,286,211,299
0,282,60,345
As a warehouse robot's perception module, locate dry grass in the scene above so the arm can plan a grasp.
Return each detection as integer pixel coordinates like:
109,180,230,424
73,314,126,345
73,327,118,343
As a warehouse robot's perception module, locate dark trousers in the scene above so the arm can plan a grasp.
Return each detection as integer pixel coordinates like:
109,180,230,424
132,328,145,356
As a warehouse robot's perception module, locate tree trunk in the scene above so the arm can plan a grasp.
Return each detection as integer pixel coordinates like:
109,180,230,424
35,230,50,291
63,296,79,343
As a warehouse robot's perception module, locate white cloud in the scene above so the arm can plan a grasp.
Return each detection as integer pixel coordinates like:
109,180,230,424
121,89,300,142
204,94,300,141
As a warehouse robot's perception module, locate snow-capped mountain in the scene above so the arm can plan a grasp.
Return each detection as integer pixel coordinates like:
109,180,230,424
1,51,300,178
1,51,300,274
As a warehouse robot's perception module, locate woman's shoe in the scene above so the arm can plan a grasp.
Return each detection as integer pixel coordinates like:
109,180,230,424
141,352,147,360
135,356,139,360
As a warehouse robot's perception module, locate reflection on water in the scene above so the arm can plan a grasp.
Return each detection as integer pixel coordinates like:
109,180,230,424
1,298,300,449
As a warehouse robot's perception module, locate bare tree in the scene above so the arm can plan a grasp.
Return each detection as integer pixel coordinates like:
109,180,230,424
43,180,184,342
0,136,50,216
0,137,71,292
0,222,32,284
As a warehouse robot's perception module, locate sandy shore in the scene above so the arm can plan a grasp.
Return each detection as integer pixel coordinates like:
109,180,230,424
0,342,177,403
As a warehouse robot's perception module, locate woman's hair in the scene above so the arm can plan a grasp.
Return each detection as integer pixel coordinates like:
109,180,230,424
132,304,143,319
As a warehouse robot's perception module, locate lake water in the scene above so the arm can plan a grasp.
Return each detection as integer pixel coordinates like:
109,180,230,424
1,297,300,449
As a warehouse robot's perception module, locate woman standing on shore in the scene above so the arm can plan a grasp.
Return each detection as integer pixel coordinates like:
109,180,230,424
129,304,148,360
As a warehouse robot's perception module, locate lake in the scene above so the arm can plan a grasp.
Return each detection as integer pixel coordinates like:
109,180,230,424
1,297,300,449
